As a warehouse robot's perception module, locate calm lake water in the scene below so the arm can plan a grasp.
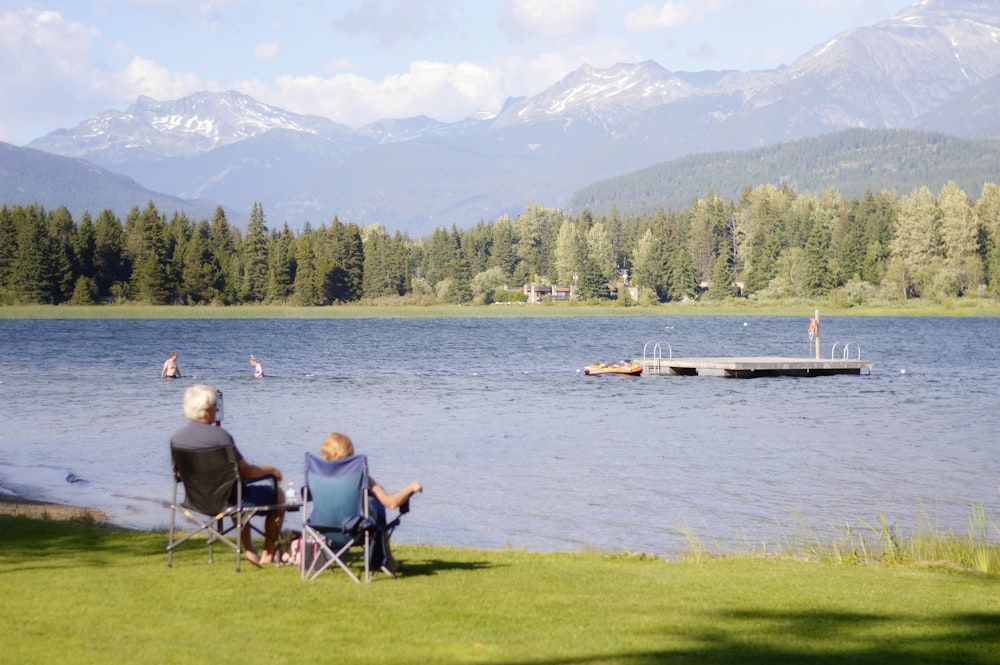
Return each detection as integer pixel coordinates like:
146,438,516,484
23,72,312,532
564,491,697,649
1,314,998,556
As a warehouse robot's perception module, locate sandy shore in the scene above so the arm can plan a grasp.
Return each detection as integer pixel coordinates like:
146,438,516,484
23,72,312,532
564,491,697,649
0,493,109,523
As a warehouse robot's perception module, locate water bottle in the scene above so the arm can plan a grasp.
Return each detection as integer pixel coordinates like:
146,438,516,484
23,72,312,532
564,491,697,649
285,481,297,505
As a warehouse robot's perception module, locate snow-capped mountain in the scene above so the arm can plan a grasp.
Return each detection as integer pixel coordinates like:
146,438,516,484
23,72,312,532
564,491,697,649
15,0,1000,234
491,61,710,129
30,90,358,163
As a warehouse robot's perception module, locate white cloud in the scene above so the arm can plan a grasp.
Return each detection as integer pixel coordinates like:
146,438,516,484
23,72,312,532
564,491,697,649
118,56,210,101
624,1,732,31
498,37,640,96
254,41,281,61
247,60,505,127
500,0,600,39
0,9,106,142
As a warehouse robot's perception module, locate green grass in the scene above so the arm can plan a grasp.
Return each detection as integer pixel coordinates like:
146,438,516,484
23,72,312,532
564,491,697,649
2,297,999,319
2,515,998,664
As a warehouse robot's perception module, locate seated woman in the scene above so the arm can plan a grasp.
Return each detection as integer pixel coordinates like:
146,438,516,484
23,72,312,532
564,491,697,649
320,432,421,573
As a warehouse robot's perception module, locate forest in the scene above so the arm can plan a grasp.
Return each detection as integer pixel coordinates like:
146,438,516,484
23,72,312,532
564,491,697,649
2,180,999,307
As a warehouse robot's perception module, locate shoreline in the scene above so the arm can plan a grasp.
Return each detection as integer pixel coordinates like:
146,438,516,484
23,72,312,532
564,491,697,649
1,300,999,319
0,492,109,523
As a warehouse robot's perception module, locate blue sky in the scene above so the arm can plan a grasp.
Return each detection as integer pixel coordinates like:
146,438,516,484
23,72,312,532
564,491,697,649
1,0,914,145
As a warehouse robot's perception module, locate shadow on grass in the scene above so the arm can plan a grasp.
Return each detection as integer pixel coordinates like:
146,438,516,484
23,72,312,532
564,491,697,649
496,609,1000,665
0,515,157,565
394,557,497,578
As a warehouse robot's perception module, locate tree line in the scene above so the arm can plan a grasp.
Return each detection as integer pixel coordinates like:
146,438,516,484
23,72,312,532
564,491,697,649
2,180,999,306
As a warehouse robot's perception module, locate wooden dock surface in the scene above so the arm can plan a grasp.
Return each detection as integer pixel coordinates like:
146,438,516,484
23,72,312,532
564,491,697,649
641,356,873,378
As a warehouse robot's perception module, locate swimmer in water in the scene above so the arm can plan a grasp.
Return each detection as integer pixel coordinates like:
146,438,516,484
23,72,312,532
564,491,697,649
161,351,180,379
250,355,264,379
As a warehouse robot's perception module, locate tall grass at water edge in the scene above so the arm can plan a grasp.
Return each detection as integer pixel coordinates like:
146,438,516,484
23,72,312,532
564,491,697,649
680,503,1000,574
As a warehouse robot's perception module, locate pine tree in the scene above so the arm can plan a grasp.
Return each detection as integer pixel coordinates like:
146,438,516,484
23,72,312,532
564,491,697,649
976,183,1000,296
47,206,77,303
11,204,52,303
242,202,269,302
181,221,222,303
293,232,318,305
706,252,738,300
803,219,834,296
266,224,296,302
93,210,126,299
129,202,170,304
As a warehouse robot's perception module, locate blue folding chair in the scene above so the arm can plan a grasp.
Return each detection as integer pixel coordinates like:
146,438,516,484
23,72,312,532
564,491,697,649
300,452,400,583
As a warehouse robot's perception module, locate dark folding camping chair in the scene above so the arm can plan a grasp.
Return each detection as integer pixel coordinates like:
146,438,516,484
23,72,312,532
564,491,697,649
300,452,403,583
166,444,279,572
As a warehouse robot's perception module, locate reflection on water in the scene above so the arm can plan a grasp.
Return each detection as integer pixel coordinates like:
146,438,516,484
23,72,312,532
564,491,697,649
1,315,998,556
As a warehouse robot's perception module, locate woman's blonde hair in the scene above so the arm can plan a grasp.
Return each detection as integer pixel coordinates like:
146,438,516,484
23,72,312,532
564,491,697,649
321,432,354,461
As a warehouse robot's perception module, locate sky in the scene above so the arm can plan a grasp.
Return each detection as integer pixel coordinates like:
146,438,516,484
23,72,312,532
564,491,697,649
1,0,917,146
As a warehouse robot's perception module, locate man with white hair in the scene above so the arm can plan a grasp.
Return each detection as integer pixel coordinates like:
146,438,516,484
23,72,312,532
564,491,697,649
171,383,284,565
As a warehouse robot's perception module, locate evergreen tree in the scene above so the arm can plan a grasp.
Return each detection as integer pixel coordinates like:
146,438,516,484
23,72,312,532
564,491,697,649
489,216,516,280
210,206,240,304
266,224,296,302
802,218,834,296
0,205,17,292
10,204,52,303
69,275,98,305
740,185,791,295
164,211,193,302
93,210,126,299
575,258,608,299
74,212,96,281
706,251,739,300
687,193,728,283
667,243,699,301
242,202,269,302
421,228,455,285
329,219,364,302
859,190,896,285
293,232,318,305
129,202,170,304
47,206,76,303
447,253,473,303
180,221,222,303
976,182,1000,296
362,225,393,299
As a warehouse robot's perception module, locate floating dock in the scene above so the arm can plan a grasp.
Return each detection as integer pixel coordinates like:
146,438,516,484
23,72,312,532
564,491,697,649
641,356,873,378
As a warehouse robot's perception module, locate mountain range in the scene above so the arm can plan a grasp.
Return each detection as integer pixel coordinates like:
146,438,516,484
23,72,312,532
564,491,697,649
5,0,1000,235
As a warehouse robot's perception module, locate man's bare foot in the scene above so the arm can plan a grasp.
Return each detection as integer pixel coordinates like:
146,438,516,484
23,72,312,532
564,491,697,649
245,549,261,565
259,551,275,565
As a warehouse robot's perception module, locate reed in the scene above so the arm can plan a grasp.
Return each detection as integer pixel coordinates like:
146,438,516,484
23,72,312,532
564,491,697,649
684,504,1000,574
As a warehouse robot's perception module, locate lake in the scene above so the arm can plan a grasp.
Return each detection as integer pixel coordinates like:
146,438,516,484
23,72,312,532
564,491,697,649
1,314,997,557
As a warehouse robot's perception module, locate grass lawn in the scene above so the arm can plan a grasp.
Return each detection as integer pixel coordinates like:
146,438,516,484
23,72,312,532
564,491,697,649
2,515,998,664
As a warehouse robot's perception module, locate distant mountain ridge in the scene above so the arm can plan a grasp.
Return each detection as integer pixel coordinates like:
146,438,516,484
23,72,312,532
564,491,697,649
0,142,223,223
568,129,1000,216
11,0,1000,233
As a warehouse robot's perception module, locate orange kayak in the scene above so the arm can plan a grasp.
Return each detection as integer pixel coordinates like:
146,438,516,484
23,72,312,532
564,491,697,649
584,362,642,376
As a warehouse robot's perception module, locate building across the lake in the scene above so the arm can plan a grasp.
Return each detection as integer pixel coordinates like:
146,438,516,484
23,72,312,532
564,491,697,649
522,283,573,304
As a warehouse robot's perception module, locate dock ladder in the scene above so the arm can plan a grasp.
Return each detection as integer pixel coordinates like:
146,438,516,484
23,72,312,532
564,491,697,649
642,341,672,375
